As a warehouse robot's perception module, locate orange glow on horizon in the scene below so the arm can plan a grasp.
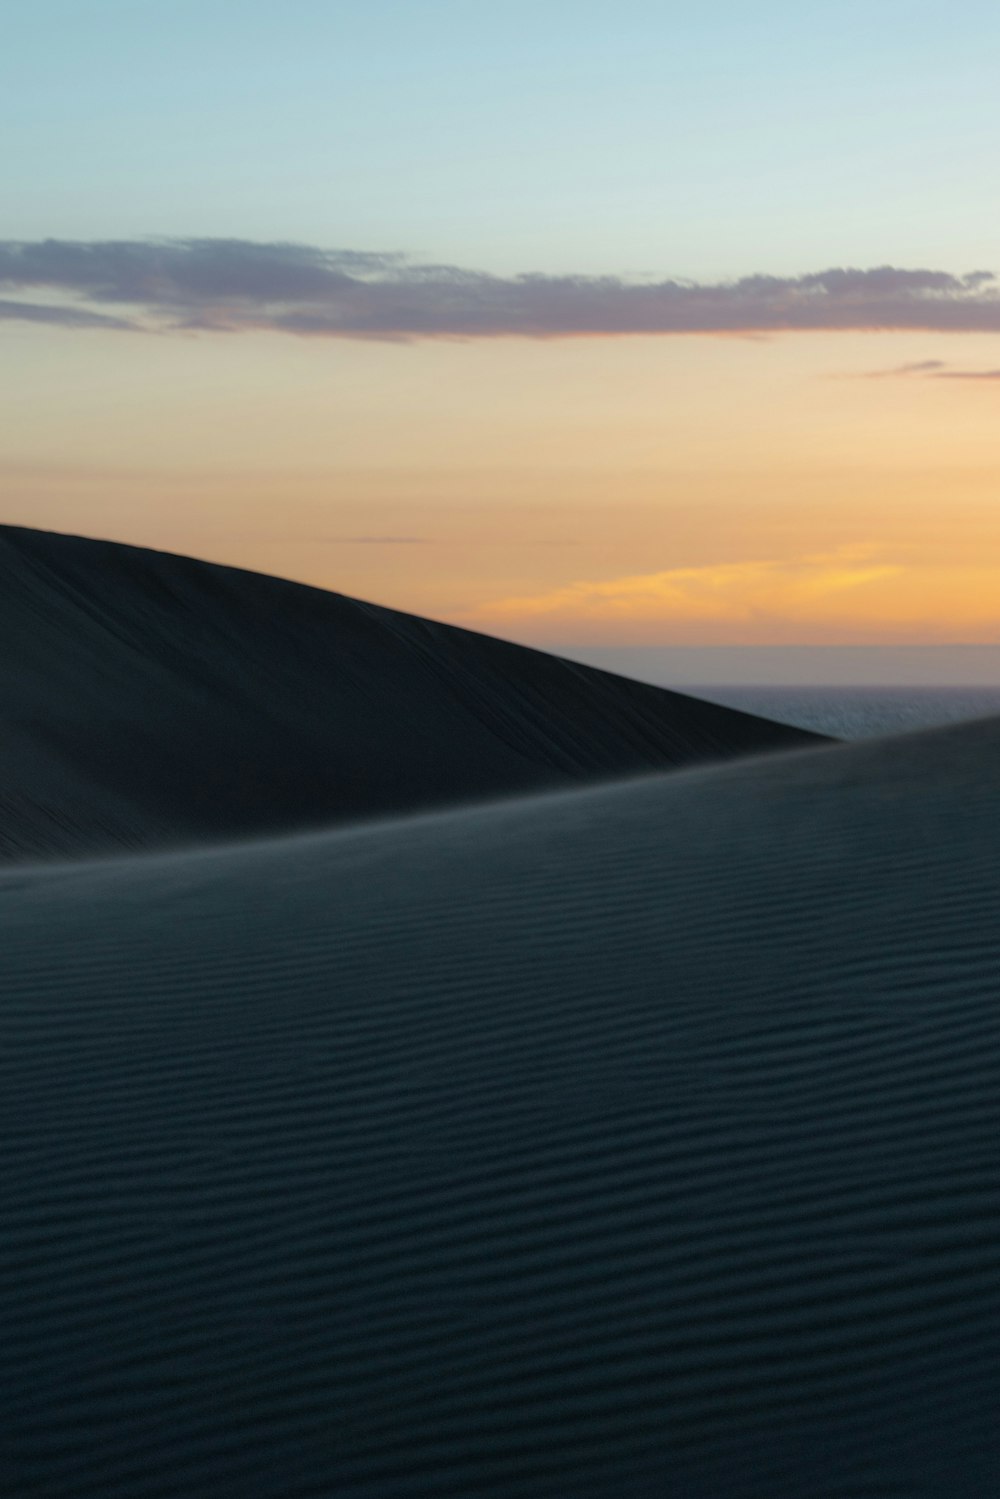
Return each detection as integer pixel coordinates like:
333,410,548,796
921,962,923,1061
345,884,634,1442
5,325,1000,648
457,546,1000,646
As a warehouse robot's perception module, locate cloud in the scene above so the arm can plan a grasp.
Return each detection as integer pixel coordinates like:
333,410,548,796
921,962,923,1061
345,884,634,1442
864,359,949,378
0,296,136,329
862,358,1000,381
2,239,1000,340
463,547,903,629
933,368,1000,380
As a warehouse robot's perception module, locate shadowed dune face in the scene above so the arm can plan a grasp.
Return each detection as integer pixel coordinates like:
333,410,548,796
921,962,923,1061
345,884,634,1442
0,526,822,860
4,720,1000,1496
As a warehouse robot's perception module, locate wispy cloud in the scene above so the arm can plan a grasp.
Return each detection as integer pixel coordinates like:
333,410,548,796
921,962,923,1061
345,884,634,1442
864,359,949,378
934,368,1000,380
863,358,1000,381
2,239,1000,340
462,547,902,629
0,295,135,329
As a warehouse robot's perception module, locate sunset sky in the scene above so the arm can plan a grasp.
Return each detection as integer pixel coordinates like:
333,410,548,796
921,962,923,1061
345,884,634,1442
4,0,1000,676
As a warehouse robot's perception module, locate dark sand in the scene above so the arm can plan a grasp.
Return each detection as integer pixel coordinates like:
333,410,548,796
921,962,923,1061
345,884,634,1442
0,525,819,860
3,531,1000,1497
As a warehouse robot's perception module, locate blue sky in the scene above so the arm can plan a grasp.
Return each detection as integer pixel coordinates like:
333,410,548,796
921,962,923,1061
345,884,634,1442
5,0,999,278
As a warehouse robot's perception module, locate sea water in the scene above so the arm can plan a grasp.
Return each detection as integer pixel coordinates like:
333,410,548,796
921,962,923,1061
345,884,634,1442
689,686,1000,740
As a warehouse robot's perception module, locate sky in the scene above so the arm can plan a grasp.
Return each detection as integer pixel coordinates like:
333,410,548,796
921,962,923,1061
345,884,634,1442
4,0,1000,679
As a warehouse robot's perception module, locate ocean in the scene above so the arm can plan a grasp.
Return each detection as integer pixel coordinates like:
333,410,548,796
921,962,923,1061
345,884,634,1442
687,686,1000,740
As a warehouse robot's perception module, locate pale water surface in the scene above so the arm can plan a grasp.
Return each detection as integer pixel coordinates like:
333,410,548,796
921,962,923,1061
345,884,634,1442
690,686,1000,740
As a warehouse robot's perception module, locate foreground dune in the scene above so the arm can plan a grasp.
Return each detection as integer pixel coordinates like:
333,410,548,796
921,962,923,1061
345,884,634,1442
0,525,820,859
5,713,1000,1496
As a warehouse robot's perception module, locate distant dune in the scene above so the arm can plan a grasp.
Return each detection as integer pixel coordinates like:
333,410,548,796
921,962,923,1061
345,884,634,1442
4,527,999,1497
0,525,820,859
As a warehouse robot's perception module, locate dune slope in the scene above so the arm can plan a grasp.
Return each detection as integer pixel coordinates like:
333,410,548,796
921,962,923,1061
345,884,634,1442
4,718,1000,1496
0,525,821,858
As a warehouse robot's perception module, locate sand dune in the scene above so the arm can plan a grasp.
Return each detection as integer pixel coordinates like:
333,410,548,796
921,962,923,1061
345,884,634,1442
5,528,998,1494
5,711,1000,1495
0,525,820,859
